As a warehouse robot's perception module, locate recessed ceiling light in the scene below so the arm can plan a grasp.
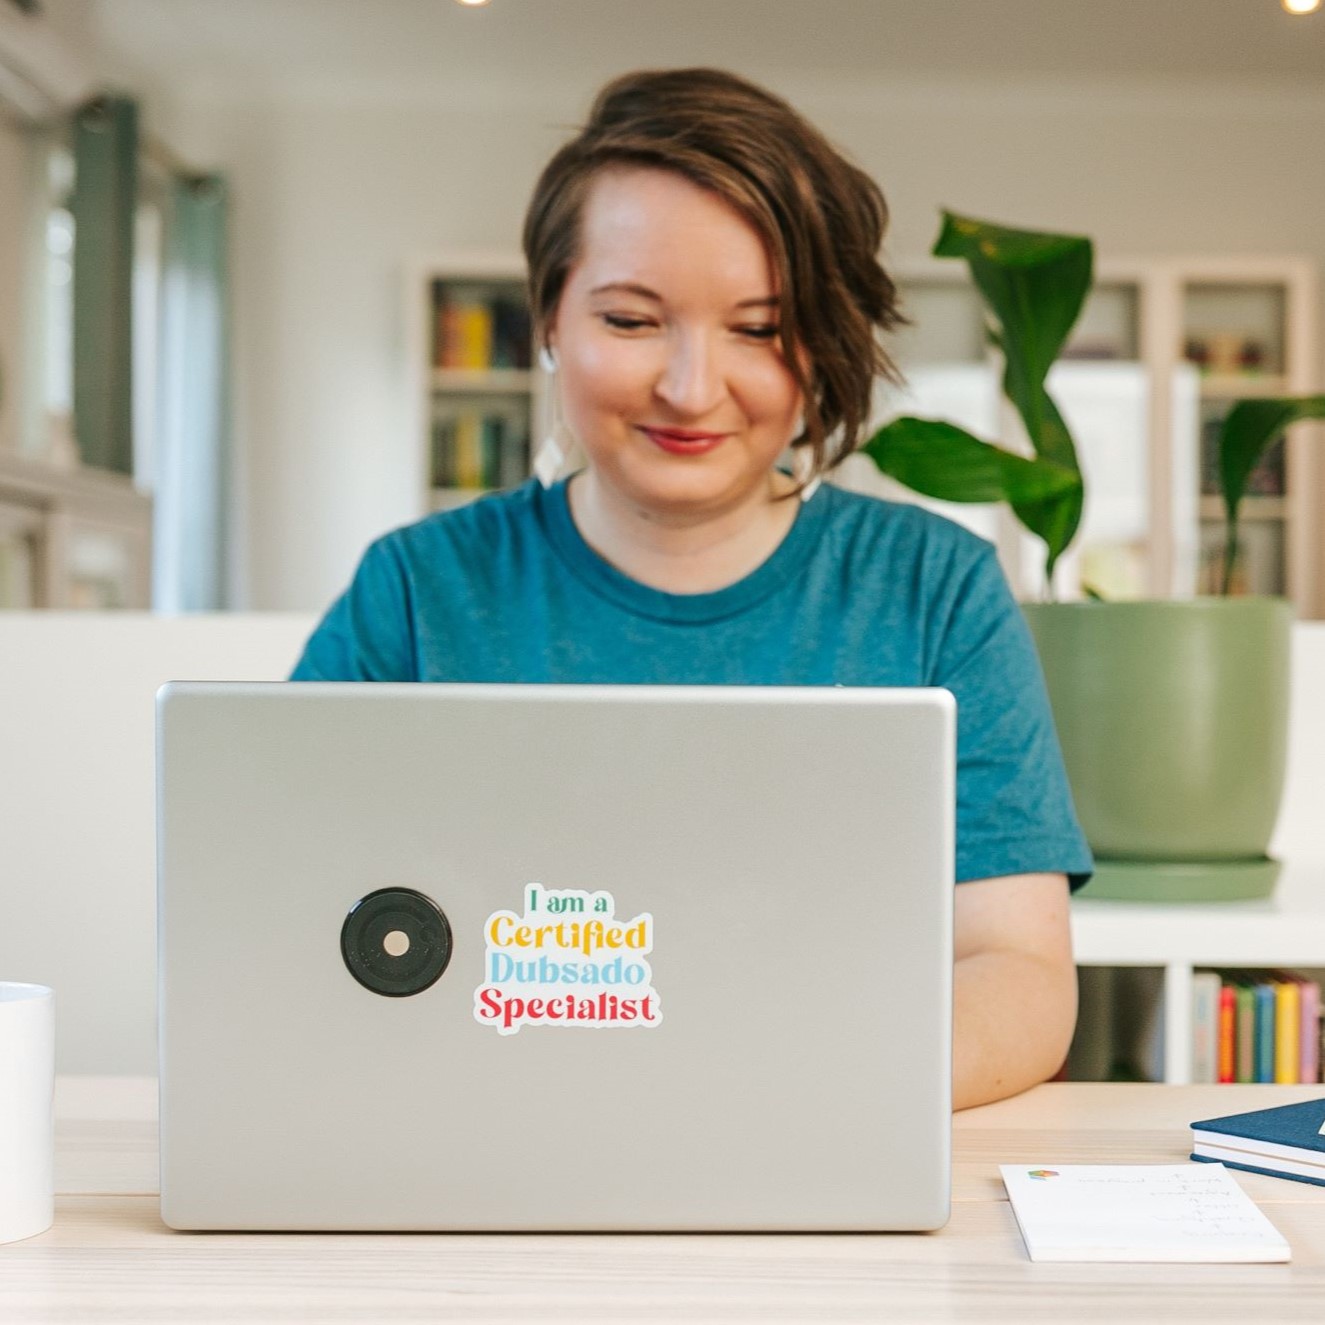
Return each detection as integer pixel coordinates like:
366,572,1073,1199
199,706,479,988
1282,0,1321,15
455,0,493,7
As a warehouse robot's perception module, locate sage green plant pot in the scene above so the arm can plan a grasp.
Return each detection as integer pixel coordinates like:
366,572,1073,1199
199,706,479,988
1023,598,1292,902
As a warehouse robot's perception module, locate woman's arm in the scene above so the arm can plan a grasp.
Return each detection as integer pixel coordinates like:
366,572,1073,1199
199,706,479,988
952,872,1078,1111
289,536,417,681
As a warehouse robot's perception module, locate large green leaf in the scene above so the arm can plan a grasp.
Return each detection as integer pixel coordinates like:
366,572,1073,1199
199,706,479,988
860,212,1095,591
933,211,1092,475
1220,396,1325,521
1218,395,1325,594
862,416,1083,570
1008,390,1083,572
1013,486,1084,581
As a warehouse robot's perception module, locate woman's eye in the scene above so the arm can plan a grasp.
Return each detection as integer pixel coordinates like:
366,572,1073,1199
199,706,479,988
602,313,653,331
737,324,780,341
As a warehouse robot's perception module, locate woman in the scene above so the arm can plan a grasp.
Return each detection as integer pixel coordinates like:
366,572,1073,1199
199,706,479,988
291,67,1093,1109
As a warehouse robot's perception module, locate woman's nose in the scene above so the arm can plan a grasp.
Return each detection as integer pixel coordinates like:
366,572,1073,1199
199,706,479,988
653,332,725,417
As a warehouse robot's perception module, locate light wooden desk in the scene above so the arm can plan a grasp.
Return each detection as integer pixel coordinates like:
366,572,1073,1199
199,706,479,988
3,1079,1325,1323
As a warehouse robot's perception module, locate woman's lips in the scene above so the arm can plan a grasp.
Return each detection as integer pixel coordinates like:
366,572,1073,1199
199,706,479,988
639,426,731,455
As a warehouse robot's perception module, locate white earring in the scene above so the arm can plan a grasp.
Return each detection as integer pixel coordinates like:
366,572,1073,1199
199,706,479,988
534,345,565,489
792,446,821,502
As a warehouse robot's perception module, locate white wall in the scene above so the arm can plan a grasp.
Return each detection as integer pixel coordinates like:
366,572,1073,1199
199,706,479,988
0,612,316,1076
147,76,1325,613
158,92,574,615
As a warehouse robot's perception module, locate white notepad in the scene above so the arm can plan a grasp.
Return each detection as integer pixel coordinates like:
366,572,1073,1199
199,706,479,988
999,1164,1291,1263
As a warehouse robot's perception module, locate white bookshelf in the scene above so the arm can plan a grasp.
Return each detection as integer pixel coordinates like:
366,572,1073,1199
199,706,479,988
406,252,1320,597
403,252,547,516
1071,862,1325,1084
430,368,535,394
0,448,152,608
875,255,1323,617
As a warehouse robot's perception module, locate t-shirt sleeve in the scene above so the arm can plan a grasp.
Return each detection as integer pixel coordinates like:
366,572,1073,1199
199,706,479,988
288,536,417,682
933,544,1094,893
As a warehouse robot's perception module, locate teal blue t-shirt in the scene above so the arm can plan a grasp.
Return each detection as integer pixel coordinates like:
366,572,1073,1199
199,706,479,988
290,476,1093,891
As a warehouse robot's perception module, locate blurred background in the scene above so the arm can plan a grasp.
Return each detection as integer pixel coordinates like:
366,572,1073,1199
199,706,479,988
1,0,1324,615
4,0,1325,1082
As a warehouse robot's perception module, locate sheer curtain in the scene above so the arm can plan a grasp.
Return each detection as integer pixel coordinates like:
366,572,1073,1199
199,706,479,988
71,95,136,474
153,174,230,611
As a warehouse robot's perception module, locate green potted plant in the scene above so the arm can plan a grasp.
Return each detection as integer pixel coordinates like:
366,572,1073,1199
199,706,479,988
865,212,1325,901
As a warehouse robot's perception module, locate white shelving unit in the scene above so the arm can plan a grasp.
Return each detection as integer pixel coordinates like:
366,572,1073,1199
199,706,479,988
1159,258,1320,610
0,448,152,608
1071,862,1325,1085
871,255,1323,617
403,252,547,517
429,368,535,394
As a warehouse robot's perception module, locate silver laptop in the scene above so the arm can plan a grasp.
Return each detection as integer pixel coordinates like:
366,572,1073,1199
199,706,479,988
156,682,954,1231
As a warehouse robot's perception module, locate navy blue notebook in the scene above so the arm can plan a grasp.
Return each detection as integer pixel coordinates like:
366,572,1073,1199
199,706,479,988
1190,1097,1325,1189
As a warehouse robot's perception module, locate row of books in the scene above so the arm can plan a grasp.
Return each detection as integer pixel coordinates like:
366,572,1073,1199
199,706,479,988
432,285,532,371
431,410,529,490
1191,970,1322,1084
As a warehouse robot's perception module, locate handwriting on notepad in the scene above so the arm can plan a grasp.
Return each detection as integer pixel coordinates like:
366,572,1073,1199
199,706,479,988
1082,1178,1260,1233
1000,1164,1291,1262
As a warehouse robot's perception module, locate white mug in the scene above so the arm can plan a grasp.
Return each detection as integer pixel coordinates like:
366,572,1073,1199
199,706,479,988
0,983,54,1245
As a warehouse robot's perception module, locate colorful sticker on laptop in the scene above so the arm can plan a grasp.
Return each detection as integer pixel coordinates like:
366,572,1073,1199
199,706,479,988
474,883,662,1036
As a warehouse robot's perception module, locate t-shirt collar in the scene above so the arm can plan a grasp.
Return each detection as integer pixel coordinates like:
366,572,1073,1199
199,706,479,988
533,472,829,625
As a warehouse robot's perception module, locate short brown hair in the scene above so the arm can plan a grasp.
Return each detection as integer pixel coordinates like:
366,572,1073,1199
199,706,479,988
522,67,905,479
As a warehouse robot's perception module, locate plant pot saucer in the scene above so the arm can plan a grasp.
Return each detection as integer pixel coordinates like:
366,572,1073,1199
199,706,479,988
1079,856,1281,903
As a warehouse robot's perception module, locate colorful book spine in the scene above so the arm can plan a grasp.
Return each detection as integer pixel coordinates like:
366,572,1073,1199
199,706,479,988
1274,976,1301,1085
1320,1003,1325,1085
430,418,453,488
491,296,532,370
454,412,484,488
434,287,530,370
435,298,495,369
480,416,505,490
1191,973,1220,1084
1254,981,1277,1083
439,304,459,368
1217,985,1236,1084
1301,981,1321,1085
471,303,493,369
499,420,530,490
1234,981,1256,1084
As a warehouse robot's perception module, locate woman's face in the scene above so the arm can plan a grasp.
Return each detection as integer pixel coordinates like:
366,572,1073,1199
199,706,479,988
547,167,805,518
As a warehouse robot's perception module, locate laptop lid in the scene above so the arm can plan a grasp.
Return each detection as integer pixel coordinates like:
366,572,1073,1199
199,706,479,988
157,682,954,1231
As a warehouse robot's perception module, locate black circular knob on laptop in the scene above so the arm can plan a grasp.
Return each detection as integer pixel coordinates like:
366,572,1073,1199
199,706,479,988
341,887,453,997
